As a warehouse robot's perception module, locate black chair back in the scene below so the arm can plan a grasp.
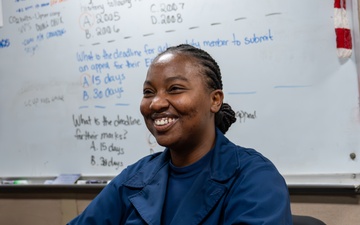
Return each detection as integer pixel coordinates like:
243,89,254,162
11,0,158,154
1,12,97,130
292,215,326,225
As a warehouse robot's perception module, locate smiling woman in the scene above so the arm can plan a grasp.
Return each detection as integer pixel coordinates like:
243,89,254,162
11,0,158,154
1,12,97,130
67,44,293,225
140,48,224,159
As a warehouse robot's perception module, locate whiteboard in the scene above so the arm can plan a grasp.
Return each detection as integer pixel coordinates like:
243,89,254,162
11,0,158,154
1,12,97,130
0,0,359,181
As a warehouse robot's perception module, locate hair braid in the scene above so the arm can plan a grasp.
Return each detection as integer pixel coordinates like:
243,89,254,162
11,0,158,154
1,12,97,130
215,103,237,134
159,44,237,134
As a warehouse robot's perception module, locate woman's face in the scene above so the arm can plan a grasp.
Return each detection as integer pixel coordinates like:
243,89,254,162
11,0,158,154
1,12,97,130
140,52,221,151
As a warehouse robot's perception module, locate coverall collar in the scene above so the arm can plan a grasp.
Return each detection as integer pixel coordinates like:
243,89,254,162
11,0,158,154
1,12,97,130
123,128,239,225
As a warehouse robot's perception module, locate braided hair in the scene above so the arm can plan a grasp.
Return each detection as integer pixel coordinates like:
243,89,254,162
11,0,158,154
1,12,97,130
157,44,236,134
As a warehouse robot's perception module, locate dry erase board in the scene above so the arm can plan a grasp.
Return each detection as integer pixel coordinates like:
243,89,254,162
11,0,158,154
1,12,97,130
0,0,359,182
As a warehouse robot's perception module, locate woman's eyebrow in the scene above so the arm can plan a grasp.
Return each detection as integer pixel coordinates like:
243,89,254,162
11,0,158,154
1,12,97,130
164,75,189,83
143,75,190,86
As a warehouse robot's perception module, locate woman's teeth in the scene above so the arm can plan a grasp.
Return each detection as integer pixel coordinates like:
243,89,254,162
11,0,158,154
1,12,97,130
154,118,174,126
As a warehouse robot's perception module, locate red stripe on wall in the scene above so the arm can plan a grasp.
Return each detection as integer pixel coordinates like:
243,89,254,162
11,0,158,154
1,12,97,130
334,0,346,9
335,28,352,49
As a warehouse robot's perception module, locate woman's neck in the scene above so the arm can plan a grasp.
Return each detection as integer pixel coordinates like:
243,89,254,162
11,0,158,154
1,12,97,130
169,130,216,167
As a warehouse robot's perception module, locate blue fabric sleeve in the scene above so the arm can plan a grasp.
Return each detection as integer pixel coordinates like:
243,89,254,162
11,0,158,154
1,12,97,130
222,151,292,225
67,174,125,225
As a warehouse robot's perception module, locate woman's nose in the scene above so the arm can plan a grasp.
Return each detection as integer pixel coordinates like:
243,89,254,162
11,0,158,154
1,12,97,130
149,93,169,111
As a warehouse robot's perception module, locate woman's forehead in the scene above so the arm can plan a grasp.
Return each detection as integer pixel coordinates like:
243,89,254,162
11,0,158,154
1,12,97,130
156,52,175,63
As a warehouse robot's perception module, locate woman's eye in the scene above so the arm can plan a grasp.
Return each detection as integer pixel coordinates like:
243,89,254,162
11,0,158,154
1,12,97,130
143,89,154,96
169,86,184,92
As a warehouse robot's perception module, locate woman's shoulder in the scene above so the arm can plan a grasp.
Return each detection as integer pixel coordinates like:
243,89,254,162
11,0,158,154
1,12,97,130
233,145,286,183
219,135,280,174
230,143,278,170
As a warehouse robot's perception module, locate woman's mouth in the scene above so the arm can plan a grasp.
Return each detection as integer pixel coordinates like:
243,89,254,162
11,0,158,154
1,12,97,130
154,117,176,126
153,117,177,132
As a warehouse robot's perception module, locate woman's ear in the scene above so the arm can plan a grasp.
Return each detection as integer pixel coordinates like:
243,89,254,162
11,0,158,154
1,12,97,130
210,90,224,113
